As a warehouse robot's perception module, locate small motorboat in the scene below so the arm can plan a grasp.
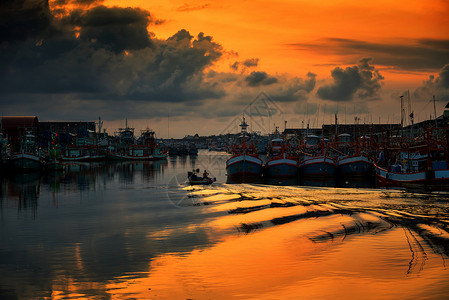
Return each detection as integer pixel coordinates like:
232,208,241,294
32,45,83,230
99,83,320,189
188,170,216,185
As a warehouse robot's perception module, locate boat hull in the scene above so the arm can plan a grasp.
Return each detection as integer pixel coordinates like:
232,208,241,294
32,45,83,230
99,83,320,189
375,164,449,190
152,153,168,160
10,153,43,171
107,153,152,161
226,154,263,178
337,155,373,177
107,152,167,161
299,156,336,178
61,155,91,162
265,158,298,177
188,178,215,185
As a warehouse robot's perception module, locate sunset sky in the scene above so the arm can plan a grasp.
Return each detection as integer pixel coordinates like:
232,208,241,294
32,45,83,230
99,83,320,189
1,0,448,137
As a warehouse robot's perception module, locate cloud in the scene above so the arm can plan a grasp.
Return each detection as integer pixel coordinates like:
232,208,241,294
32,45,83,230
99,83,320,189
52,0,105,6
65,5,156,53
317,58,384,101
439,64,449,89
412,63,449,102
0,0,318,122
230,58,259,71
245,71,278,86
0,1,225,103
0,0,54,43
176,3,210,12
289,38,449,71
270,72,316,102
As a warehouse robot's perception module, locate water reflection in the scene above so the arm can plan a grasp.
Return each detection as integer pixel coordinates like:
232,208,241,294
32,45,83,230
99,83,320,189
1,172,41,214
226,175,376,188
0,153,448,299
106,184,449,299
0,161,169,211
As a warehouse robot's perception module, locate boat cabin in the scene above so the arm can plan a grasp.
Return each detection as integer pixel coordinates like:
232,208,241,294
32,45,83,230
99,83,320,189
305,135,320,147
338,133,352,144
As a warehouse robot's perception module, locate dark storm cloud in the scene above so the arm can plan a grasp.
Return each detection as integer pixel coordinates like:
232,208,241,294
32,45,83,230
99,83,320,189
65,5,155,53
0,0,225,107
231,72,316,106
289,38,449,71
52,0,104,6
230,58,259,71
0,1,317,121
412,63,449,102
242,58,259,68
317,58,384,101
273,72,316,102
245,71,278,86
0,0,53,43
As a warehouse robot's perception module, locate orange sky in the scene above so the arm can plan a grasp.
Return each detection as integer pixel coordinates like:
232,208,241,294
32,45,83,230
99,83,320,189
2,0,448,137
95,0,449,136
106,0,449,80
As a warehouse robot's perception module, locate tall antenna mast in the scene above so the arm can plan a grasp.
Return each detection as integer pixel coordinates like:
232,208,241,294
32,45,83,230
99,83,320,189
407,90,412,126
433,95,438,128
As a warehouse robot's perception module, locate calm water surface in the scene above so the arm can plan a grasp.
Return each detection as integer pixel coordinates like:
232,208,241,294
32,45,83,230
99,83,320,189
1,151,449,299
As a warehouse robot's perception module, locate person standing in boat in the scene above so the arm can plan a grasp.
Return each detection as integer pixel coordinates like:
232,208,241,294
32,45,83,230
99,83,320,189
203,170,209,179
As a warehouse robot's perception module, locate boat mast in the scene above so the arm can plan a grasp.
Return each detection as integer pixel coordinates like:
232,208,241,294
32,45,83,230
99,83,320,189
433,95,438,128
240,115,248,151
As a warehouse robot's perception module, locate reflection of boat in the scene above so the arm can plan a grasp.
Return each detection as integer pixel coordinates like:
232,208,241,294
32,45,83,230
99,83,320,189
300,176,336,187
264,177,298,186
336,176,374,188
226,117,263,179
226,176,263,184
45,158,65,171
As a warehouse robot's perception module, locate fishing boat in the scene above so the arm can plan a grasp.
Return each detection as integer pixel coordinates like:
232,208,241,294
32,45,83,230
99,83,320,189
44,146,65,171
298,135,336,178
226,117,263,178
61,145,91,161
9,132,44,171
299,155,336,178
264,128,298,178
375,129,449,190
375,163,449,190
187,170,216,185
107,125,167,161
337,155,373,177
335,135,374,177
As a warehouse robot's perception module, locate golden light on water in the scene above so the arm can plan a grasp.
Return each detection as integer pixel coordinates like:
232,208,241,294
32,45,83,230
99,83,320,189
4,170,449,299
44,185,446,299
103,217,447,299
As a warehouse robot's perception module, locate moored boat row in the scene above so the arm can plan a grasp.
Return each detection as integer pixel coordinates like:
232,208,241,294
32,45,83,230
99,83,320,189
3,122,167,172
225,118,449,190
226,117,375,181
